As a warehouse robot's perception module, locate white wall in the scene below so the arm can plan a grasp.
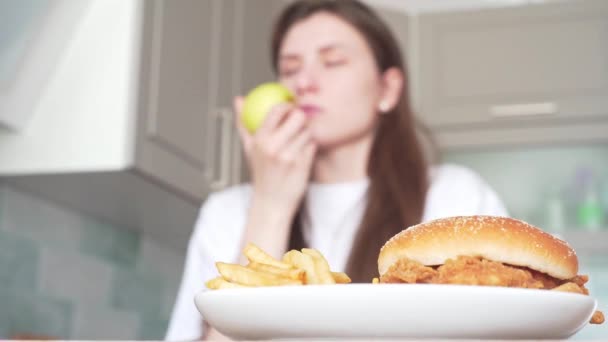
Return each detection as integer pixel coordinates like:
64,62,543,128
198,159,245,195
0,0,140,175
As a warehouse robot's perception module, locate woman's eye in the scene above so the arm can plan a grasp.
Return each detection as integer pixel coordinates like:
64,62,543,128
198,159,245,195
279,67,298,77
325,59,346,68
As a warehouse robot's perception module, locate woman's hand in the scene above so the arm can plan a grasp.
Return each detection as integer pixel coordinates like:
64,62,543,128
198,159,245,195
233,96,316,259
235,96,316,211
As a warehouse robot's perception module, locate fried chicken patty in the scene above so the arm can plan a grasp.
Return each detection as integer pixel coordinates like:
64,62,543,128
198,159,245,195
379,256,604,324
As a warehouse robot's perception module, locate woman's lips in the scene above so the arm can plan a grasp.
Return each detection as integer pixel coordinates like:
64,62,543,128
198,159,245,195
299,104,321,117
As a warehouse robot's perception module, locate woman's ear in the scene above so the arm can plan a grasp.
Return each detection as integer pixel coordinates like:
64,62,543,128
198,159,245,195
378,67,404,113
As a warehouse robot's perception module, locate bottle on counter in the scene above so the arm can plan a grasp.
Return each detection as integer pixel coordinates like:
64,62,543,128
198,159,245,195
601,179,608,223
544,188,566,233
575,167,604,231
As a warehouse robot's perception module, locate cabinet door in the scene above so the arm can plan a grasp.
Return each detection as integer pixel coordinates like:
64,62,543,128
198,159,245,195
136,0,217,201
205,0,243,192
417,0,608,148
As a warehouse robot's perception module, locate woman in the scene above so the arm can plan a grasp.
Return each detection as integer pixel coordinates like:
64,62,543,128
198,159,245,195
166,1,507,340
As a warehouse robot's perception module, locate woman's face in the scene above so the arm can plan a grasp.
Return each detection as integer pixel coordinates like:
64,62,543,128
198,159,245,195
277,12,387,149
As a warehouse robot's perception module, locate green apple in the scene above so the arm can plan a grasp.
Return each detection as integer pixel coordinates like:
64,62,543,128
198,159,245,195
241,82,294,133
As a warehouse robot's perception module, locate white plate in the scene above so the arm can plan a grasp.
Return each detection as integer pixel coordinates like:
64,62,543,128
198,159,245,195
195,283,598,340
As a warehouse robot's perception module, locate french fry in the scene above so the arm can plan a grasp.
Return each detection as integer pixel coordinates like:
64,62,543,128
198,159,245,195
207,243,352,290
332,272,352,284
283,250,319,284
216,262,302,286
243,243,293,269
302,248,335,284
372,277,379,284
206,277,246,290
248,261,305,281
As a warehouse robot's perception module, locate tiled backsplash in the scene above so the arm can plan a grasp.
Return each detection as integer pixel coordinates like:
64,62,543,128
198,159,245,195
0,185,185,340
443,143,608,229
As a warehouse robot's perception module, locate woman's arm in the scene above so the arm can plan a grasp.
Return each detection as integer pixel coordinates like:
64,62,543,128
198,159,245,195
233,96,316,260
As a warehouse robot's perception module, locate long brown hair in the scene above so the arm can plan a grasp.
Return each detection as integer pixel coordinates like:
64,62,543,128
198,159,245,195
271,0,430,282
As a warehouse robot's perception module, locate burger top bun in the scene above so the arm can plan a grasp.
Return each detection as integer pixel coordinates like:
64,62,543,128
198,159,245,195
378,216,578,280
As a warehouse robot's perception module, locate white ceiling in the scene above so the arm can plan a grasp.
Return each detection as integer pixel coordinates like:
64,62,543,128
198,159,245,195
363,0,561,14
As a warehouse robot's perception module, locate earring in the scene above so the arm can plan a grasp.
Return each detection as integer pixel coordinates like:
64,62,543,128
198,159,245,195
378,101,389,113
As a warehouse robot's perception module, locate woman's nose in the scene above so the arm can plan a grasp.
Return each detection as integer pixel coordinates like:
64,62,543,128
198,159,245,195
293,65,319,96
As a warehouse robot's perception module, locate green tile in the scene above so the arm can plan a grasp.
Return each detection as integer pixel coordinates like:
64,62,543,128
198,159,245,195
0,289,72,339
110,268,164,315
0,230,39,291
80,220,140,268
11,294,73,339
138,315,169,340
0,318,9,339
0,186,5,229
0,291,11,338
1,187,83,250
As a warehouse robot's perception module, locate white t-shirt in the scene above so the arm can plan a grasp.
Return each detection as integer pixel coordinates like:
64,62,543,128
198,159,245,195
165,164,508,341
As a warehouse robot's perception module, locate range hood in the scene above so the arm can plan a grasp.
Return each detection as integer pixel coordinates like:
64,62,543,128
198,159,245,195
0,0,89,131
0,0,200,250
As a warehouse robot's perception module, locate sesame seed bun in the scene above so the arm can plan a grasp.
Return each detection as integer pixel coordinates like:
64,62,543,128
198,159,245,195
378,216,578,280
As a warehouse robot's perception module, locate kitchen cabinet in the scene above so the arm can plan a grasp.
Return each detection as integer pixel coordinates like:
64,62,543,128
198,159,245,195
384,0,608,150
137,0,286,196
0,0,286,249
136,0,218,200
136,0,287,196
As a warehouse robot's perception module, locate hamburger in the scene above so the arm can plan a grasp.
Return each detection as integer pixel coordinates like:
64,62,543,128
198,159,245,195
377,215,604,325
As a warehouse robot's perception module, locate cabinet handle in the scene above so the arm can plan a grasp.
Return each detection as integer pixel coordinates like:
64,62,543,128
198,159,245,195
490,102,558,118
208,107,233,191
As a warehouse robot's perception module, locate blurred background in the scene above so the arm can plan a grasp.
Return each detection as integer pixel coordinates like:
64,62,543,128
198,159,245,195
0,0,607,339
